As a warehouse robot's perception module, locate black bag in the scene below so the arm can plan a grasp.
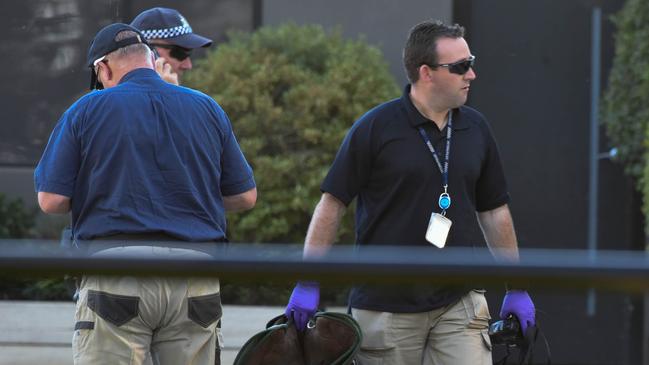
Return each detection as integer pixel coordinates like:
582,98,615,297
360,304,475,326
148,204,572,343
234,312,362,365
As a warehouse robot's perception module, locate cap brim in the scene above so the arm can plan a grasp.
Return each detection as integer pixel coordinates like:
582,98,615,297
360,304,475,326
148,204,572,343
166,33,212,49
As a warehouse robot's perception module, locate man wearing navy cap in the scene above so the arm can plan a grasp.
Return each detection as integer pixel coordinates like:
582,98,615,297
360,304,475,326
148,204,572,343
131,7,212,84
35,23,256,365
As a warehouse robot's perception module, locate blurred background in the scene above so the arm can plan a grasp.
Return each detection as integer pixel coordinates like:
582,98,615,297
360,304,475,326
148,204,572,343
0,0,646,364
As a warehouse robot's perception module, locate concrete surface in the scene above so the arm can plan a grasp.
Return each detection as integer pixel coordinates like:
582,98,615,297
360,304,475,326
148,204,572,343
0,300,336,365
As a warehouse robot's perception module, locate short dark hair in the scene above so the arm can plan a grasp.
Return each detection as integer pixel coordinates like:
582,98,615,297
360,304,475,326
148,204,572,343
403,20,465,83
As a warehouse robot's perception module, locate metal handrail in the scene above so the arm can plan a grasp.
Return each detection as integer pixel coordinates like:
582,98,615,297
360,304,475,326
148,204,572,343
1,239,648,292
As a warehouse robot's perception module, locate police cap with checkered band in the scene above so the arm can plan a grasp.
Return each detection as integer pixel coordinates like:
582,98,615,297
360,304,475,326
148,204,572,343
130,7,212,49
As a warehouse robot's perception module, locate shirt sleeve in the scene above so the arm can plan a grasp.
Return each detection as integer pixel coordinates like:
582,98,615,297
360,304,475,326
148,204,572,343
34,105,83,197
474,119,510,212
215,107,256,196
320,116,375,206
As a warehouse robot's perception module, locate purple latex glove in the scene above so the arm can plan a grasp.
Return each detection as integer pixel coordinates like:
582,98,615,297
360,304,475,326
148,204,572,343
499,290,536,335
285,281,320,331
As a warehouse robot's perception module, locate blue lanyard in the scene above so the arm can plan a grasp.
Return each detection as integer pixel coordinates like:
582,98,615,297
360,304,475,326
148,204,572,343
418,112,453,213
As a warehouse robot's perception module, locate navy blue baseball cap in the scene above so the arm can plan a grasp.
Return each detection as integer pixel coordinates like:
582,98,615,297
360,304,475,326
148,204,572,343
87,23,149,89
130,7,212,49
87,23,148,68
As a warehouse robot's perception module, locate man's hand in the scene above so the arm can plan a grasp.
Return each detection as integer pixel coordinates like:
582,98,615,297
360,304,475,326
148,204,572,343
285,281,320,331
155,57,179,85
499,290,536,335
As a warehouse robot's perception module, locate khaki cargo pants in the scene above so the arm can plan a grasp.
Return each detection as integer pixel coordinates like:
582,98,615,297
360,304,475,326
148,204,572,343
72,246,223,365
352,289,492,365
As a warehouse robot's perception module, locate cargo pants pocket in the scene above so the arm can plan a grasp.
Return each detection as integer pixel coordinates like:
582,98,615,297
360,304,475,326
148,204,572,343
188,293,222,328
462,289,492,351
87,290,139,327
351,308,397,365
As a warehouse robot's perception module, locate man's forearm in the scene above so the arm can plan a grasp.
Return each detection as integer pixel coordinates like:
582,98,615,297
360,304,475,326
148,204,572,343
303,193,346,258
223,188,257,212
477,204,519,262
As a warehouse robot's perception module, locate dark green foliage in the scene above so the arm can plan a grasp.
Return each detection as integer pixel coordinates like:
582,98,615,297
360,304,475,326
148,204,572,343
0,194,35,238
0,193,72,300
600,0,649,232
0,193,36,299
0,276,72,301
601,0,649,182
220,281,350,306
186,23,400,244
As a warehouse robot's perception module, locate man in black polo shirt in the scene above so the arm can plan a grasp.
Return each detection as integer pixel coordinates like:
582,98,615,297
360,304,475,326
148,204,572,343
284,20,535,364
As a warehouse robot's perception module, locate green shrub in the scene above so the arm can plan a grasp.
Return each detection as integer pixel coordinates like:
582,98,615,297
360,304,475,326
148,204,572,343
0,193,71,300
219,280,349,307
601,0,649,182
0,193,35,238
186,23,400,244
0,194,35,299
600,0,649,232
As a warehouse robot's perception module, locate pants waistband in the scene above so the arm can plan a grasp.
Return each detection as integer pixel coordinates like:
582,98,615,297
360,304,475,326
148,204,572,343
81,233,227,256
93,233,227,243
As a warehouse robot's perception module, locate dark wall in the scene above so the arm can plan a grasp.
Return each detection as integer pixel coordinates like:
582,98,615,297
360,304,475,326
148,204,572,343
0,0,253,167
455,1,643,364
261,0,452,86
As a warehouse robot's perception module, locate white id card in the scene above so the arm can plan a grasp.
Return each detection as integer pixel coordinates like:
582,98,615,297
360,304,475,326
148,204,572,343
425,213,452,248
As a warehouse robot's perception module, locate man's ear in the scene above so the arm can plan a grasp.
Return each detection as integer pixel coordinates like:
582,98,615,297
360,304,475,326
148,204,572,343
150,51,157,66
96,62,107,85
419,64,434,82
99,62,115,85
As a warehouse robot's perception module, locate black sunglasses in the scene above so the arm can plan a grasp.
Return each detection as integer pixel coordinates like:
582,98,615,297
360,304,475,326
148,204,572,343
431,55,476,75
150,44,192,61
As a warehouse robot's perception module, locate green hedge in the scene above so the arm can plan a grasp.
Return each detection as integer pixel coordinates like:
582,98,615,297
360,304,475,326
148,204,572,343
0,194,34,238
600,0,649,233
0,193,59,300
186,23,399,305
186,23,400,244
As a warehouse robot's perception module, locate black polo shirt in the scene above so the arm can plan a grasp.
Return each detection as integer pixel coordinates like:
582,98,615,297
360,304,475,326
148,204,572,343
322,85,510,312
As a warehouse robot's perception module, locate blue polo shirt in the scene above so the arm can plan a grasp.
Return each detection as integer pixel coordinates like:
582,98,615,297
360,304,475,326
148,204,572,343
322,85,510,312
35,68,255,243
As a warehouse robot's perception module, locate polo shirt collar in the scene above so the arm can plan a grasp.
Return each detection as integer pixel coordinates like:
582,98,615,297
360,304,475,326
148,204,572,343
119,68,161,85
401,84,470,131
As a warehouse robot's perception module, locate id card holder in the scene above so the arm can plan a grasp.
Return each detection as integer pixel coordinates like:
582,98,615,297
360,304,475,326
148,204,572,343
425,213,452,248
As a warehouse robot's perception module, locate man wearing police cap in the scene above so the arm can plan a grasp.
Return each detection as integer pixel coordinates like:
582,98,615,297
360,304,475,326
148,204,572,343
35,22,256,365
131,7,213,85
